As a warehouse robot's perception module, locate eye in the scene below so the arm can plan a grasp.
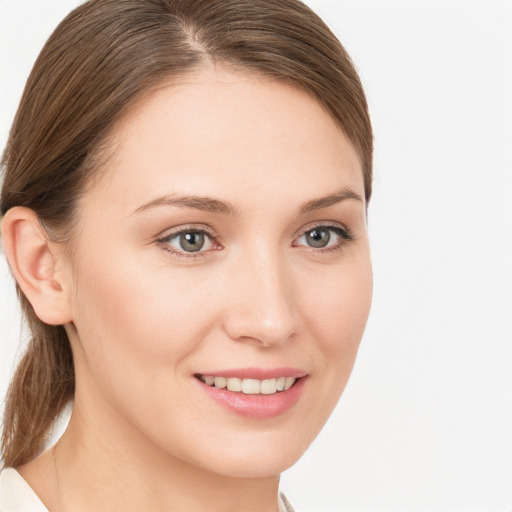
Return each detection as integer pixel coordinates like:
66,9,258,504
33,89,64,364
295,224,353,250
157,228,217,256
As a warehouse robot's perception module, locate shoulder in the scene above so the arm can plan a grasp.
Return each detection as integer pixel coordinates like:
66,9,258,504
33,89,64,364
0,468,48,512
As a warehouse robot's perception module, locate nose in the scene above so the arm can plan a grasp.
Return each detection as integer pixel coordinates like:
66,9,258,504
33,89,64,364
221,249,299,348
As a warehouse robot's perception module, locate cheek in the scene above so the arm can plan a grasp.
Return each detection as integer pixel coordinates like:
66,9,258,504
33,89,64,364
302,252,372,354
69,253,220,446
72,251,211,356
69,250,215,413
298,252,372,417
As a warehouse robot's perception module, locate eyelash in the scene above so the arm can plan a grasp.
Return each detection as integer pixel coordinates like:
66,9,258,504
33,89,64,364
156,225,220,259
155,223,354,259
294,223,355,253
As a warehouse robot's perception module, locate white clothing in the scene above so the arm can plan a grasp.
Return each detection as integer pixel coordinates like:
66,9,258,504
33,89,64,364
0,468,47,511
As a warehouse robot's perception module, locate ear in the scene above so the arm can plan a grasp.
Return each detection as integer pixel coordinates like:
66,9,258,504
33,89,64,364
1,206,73,325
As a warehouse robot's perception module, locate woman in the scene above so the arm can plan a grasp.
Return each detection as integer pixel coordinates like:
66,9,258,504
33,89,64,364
0,0,373,510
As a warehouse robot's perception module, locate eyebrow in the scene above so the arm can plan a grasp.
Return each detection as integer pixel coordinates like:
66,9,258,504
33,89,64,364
298,187,363,214
133,194,237,215
133,187,362,216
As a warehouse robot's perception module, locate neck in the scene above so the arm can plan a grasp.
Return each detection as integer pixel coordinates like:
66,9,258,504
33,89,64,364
19,395,281,512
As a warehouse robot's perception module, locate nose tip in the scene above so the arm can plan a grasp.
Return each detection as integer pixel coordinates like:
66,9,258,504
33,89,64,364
232,318,297,348
221,258,298,348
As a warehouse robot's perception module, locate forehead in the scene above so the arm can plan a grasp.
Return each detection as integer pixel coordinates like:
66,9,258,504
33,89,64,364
82,66,364,215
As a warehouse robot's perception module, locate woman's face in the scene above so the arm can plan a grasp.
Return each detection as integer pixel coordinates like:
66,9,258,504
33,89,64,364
64,67,372,477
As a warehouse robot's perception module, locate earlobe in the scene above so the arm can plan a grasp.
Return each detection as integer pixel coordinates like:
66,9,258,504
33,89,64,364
1,206,73,325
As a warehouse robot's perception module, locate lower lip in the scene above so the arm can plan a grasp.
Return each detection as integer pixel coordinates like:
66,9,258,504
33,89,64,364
195,377,307,419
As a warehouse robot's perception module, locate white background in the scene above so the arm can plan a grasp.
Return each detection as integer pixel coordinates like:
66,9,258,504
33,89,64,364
1,1,511,511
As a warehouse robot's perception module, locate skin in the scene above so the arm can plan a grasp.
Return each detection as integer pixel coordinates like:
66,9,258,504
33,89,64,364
12,66,372,511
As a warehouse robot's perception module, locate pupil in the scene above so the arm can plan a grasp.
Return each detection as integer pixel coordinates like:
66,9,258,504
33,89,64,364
307,229,330,248
180,232,205,252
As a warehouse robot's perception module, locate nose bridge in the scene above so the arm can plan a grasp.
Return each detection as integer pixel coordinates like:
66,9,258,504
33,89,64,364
223,244,298,346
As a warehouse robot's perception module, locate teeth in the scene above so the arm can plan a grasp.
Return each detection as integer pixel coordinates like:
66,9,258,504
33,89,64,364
284,377,295,391
199,375,297,395
214,376,227,389
227,377,242,392
260,378,277,395
242,379,260,394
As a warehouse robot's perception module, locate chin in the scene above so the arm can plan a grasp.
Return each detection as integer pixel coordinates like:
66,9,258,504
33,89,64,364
206,449,303,479
184,429,314,479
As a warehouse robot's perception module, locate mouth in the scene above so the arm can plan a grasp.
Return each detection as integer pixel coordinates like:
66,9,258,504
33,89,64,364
195,374,298,395
193,370,307,419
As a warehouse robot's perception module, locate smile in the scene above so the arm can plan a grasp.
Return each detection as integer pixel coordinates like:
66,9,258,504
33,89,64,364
194,370,307,418
196,375,296,395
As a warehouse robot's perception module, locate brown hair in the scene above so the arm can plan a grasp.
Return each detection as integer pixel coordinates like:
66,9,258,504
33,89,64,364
0,0,372,467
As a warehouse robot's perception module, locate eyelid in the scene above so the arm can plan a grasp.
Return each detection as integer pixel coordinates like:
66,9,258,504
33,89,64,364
156,223,218,240
292,221,355,250
155,224,222,257
294,221,352,239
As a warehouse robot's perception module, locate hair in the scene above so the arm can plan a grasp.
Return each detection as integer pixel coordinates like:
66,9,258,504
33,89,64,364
0,0,372,468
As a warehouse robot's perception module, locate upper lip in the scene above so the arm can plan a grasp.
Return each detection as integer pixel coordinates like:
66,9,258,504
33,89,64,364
195,367,308,380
